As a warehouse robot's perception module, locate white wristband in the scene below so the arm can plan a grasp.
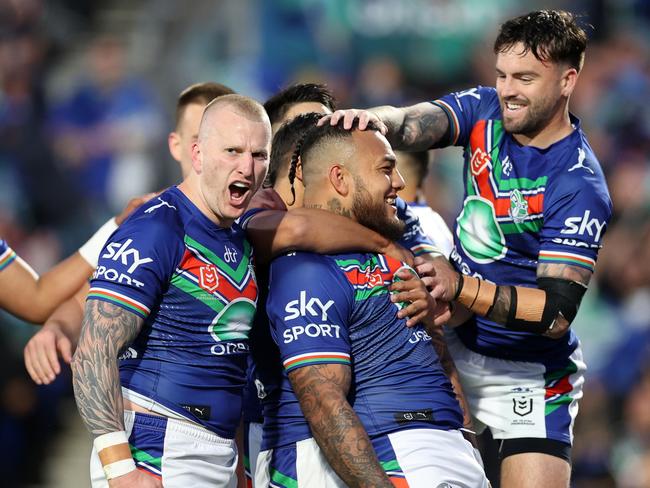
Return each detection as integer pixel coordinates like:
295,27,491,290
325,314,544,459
103,458,137,480
94,430,129,452
78,217,118,268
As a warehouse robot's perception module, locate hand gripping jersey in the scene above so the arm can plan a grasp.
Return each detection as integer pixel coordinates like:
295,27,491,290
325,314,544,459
88,186,257,438
433,86,613,366
262,251,464,450
0,239,17,271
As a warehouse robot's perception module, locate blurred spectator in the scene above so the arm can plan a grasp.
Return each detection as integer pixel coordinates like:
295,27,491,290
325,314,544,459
48,33,164,218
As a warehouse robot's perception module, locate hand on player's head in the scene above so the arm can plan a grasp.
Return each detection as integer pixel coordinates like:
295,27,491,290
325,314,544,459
318,109,387,135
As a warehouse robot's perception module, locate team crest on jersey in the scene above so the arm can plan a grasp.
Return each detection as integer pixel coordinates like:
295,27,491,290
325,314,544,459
470,147,491,176
509,189,529,224
199,265,219,292
366,271,383,288
513,397,533,416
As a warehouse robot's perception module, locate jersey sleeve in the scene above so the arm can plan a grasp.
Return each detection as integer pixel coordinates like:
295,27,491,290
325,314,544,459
539,168,613,272
88,214,182,319
431,85,500,148
266,253,353,374
395,198,441,257
0,239,17,272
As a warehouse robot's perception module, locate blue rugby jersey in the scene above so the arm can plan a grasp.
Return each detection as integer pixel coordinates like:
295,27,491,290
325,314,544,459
261,251,463,450
88,186,258,438
244,196,440,426
433,86,613,366
0,239,17,271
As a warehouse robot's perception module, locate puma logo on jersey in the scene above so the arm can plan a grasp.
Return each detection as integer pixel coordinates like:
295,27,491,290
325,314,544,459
144,197,177,213
568,148,594,174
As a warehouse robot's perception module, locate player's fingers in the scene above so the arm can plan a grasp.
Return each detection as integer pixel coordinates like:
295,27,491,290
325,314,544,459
415,261,437,277
388,279,419,293
44,335,62,376
420,276,436,290
357,111,371,130
342,110,360,130
26,340,51,384
405,310,429,328
58,336,73,364
432,307,452,326
391,290,419,305
24,344,42,385
327,111,346,126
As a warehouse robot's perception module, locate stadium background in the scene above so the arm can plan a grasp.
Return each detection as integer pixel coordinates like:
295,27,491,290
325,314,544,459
0,0,648,486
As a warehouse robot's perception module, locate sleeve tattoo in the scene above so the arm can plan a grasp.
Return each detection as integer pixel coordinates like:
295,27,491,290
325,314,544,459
288,364,392,488
380,102,451,151
71,299,144,436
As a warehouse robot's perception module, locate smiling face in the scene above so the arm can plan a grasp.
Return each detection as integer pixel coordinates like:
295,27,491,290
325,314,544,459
192,106,271,226
496,42,573,139
348,130,405,240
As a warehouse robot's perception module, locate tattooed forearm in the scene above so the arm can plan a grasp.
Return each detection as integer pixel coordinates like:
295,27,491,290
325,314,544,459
487,285,512,324
289,365,392,488
71,299,143,437
430,328,473,427
537,262,592,285
375,102,450,151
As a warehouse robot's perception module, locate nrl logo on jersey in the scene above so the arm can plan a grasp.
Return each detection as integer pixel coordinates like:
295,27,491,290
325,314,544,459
199,265,219,292
509,189,528,224
470,147,491,176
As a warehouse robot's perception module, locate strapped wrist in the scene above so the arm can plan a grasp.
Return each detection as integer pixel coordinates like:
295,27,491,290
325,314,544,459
94,431,135,480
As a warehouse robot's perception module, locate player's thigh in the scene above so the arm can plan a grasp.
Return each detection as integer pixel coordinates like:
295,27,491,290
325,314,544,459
244,421,263,486
377,428,489,487
501,451,570,488
446,332,586,445
256,438,346,488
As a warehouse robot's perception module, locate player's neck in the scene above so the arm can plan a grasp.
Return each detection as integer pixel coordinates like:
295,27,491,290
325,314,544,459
178,178,232,228
512,106,574,148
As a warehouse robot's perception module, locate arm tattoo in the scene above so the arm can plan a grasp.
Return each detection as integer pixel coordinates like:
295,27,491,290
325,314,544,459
537,262,592,285
382,103,450,151
429,328,473,427
71,299,144,437
487,284,512,324
327,198,353,218
289,365,392,488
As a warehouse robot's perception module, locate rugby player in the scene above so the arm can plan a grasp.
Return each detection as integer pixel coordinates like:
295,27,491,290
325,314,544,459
71,93,414,487
256,120,488,487
321,9,612,487
24,82,237,384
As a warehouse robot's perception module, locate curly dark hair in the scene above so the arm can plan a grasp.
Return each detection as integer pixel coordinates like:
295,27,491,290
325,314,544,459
494,10,589,71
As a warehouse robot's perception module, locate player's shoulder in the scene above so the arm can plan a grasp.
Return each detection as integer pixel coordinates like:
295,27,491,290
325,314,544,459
112,187,186,247
548,134,611,201
435,85,499,115
271,251,333,275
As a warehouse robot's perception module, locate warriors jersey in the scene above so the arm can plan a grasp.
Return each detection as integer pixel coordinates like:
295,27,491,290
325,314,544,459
0,239,16,271
88,186,257,438
433,86,612,365
262,251,464,450
407,202,454,258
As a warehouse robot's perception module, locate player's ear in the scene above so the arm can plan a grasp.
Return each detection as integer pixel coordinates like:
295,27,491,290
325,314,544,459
295,158,304,183
168,131,182,163
561,67,578,98
191,141,203,175
328,164,350,196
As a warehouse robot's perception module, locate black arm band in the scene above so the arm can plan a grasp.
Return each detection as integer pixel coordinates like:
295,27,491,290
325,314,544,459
504,278,588,334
